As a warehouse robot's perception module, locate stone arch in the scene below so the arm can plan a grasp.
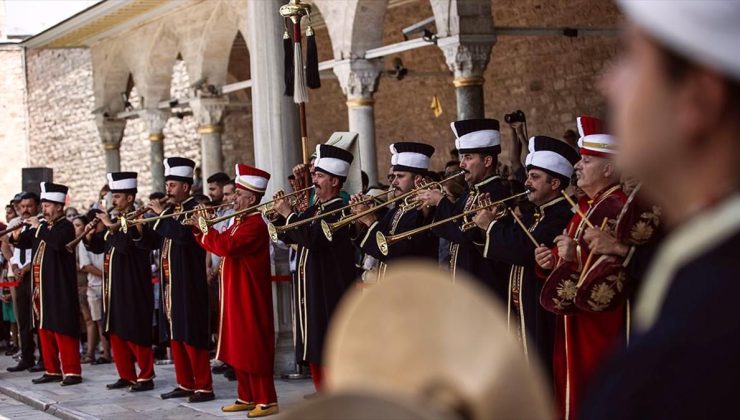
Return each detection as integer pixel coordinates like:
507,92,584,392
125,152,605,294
127,22,182,106
429,0,494,38
92,43,134,113
308,0,387,59
188,1,241,86
223,30,254,171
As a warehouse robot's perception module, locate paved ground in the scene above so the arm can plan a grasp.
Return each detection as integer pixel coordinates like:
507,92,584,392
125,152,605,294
0,354,313,419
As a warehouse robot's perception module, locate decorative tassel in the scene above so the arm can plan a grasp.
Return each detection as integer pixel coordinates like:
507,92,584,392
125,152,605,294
293,40,309,104
305,26,321,89
283,30,294,97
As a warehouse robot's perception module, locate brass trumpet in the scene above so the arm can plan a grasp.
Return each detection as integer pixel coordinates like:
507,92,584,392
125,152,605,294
197,185,314,234
375,191,529,256
319,171,466,241
267,188,396,242
120,202,234,233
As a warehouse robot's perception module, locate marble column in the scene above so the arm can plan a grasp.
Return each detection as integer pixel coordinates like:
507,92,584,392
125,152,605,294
96,117,126,173
191,96,227,179
246,0,300,200
333,59,383,186
140,109,169,193
438,35,495,120
246,0,302,376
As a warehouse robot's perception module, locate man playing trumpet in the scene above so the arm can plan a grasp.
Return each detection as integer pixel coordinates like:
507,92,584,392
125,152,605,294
350,142,438,281
272,144,357,393
148,157,214,403
189,164,278,418
84,172,157,392
12,183,81,386
472,136,579,377
417,118,511,299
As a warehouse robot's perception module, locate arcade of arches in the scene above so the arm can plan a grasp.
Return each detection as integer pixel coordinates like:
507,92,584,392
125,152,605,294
9,0,619,208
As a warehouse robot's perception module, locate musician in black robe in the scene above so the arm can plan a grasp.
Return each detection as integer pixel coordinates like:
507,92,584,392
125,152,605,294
351,142,438,279
472,136,579,378
417,119,511,299
273,143,357,393
84,172,156,392
148,157,213,403
13,182,81,386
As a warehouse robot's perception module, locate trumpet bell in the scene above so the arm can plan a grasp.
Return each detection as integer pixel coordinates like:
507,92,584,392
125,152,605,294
376,231,389,256
120,216,129,234
198,216,209,235
267,222,279,243
321,219,333,242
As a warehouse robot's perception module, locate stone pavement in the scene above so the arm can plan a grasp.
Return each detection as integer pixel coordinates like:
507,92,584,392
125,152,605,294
0,355,313,419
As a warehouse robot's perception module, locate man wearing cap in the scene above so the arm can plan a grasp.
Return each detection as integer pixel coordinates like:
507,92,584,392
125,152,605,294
2,192,42,373
84,172,156,392
350,142,438,280
191,164,278,418
472,136,578,377
533,117,627,420
12,183,81,386
148,157,214,403
580,2,740,418
273,143,357,392
417,118,511,298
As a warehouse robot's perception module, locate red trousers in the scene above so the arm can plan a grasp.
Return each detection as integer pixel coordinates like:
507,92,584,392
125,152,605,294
109,334,155,383
171,340,212,392
39,328,80,376
235,369,277,404
309,363,323,391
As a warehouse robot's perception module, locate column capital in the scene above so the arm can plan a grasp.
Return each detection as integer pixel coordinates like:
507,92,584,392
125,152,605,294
191,96,229,133
95,116,126,150
333,58,383,103
137,109,169,141
437,34,496,83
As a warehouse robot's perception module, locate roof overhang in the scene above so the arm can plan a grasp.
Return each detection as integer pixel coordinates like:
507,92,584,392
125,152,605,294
22,0,187,49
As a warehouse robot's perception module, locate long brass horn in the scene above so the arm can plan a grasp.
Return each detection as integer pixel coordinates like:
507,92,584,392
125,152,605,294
319,170,466,241
196,185,314,234
121,202,233,233
267,188,396,242
375,191,529,256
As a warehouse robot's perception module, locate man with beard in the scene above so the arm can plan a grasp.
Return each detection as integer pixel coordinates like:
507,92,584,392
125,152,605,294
12,183,81,386
472,136,579,378
350,142,438,280
148,157,214,403
204,172,231,349
273,143,357,393
533,117,627,420
192,164,278,418
84,172,156,392
581,3,740,418
417,119,510,299
3,192,41,373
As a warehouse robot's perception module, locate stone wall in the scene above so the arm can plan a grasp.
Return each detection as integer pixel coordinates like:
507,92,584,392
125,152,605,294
22,0,619,206
25,48,101,209
307,0,621,180
26,54,252,208
0,45,28,209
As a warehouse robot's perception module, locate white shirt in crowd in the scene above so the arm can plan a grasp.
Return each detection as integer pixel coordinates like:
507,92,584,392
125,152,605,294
77,241,104,289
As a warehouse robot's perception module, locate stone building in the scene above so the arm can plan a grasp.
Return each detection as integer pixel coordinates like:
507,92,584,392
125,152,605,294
4,0,620,209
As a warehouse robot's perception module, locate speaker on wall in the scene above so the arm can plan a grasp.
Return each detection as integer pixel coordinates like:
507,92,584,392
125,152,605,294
22,167,53,194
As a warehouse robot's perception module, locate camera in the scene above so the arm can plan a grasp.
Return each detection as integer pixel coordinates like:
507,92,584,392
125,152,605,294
504,110,526,124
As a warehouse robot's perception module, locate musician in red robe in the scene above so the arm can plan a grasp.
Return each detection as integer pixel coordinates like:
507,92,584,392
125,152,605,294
535,117,628,420
191,164,278,418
